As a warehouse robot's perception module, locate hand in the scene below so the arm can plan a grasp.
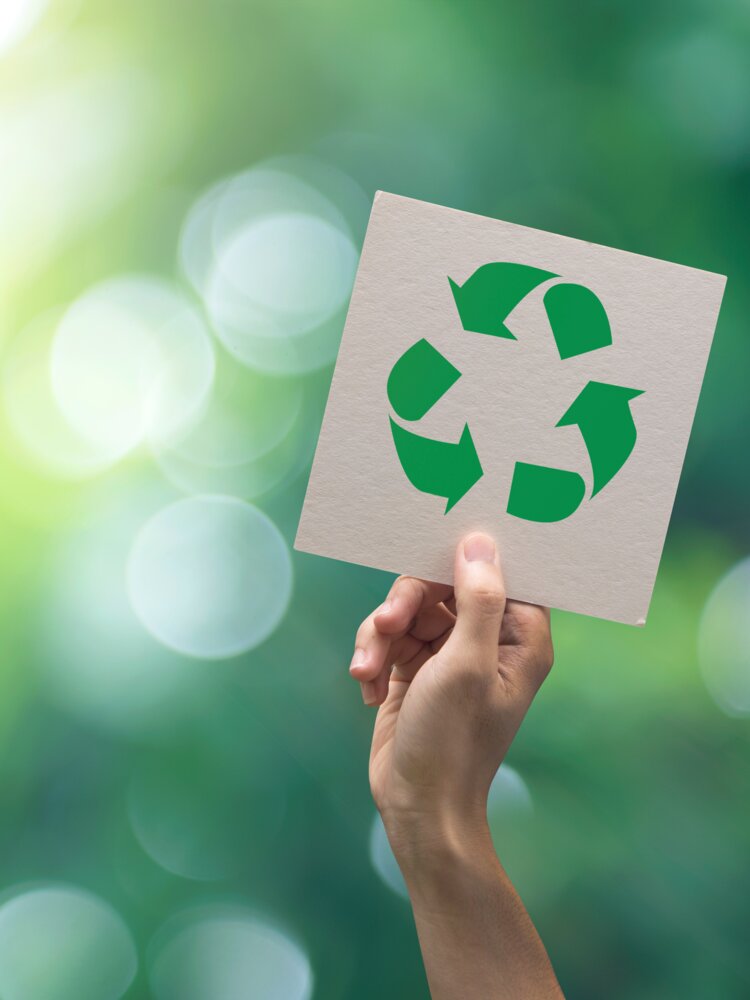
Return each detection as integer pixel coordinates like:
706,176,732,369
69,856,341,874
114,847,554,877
350,532,554,842
350,533,562,1000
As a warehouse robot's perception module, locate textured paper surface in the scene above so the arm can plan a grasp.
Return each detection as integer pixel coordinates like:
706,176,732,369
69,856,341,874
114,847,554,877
295,192,726,624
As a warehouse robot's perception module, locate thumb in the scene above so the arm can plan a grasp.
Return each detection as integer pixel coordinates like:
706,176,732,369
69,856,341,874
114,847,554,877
446,532,506,660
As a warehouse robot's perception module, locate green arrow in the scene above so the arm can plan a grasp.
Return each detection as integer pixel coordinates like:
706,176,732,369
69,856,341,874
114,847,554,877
543,283,612,360
448,262,556,339
389,417,483,513
507,462,586,522
387,338,461,421
557,381,644,496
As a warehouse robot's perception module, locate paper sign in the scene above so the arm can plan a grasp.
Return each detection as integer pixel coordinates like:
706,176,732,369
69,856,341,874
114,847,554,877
295,192,726,624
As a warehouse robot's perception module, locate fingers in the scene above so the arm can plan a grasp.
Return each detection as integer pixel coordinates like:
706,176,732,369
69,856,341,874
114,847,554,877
500,600,549,648
497,600,554,695
445,532,506,665
350,576,453,706
350,612,421,685
372,577,452,635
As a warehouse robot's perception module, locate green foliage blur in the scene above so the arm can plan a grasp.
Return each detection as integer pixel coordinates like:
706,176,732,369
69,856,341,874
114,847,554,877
0,1,748,998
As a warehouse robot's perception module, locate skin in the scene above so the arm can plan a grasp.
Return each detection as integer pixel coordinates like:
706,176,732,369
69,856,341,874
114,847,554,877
350,531,564,999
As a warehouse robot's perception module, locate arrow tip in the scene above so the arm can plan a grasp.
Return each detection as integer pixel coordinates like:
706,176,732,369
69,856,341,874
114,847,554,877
557,381,644,426
447,274,517,340
444,424,483,513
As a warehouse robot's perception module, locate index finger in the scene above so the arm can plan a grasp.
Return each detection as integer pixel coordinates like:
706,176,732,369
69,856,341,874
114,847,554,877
373,576,453,636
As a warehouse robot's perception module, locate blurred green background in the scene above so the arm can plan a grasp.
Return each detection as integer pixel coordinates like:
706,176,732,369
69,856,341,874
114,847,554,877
0,1,748,998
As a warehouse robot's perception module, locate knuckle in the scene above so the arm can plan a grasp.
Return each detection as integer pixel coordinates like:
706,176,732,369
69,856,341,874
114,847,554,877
355,616,374,647
543,640,555,673
392,575,421,605
534,639,555,681
467,583,505,615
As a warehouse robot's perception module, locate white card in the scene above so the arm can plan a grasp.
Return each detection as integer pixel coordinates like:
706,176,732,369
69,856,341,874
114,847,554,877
295,192,726,624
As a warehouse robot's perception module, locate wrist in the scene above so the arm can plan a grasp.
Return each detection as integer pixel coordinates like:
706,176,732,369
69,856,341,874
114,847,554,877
380,803,499,894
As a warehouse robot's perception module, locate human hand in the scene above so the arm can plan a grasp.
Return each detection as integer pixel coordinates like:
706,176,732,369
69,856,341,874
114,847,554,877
350,532,553,845
350,534,562,999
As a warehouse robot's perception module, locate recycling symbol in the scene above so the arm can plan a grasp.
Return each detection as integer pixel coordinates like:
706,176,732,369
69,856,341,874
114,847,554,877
387,262,643,521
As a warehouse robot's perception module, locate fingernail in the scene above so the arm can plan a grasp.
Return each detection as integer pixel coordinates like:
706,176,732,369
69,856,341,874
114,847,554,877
375,601,393,616
463,533,496,564
350,648,367,673
362,681,377,705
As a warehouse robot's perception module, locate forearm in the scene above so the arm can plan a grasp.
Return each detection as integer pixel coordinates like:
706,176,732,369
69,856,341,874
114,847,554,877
386,811,564,1000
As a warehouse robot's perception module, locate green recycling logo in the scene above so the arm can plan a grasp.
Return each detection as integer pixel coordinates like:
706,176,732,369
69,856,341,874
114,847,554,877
387,262,643,521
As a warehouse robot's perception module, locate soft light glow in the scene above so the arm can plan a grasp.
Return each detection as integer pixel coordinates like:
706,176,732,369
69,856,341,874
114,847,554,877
215,212,357,329
149,907,313,1000
206,212,357,374
151,349,317,500
487,765,536,902
180,159,364,296
179,157,364,375
51,276,214,461
0,69,174,294
632,29,750,163
0,0,48,57
0,884,137,1000
2,309,116,478
487,763,534,819
698,556,750,716
40,482,210,735
369,813,408,900
127,759,282,882
127,496,292,659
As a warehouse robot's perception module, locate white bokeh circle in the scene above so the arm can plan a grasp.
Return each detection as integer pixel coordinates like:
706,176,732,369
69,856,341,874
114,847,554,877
180,157,364,376
126,758,285,882
698,556,750,716
127,496,292,659
180,155,367,296
369,813,408,900
2,309,116,478
205,213,357,375
149,908,312,1000
51,275,214,461
487,763,534,820
150,349,318,500
210,212,357,333
0,884,137,1000
40,481,212,736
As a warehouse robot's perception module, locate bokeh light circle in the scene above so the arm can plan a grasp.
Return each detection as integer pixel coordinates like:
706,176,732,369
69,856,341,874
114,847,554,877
369,813,408,900
127,749,285,882
127,496,292,659
211,212,357,332
0,884,137,1000
51,275,214,460
180,156,364,375
151,347,319,500
180,156,367,296
205,213,357,375
40,481,212,736
149,907,313,1000
2,309,116,477
487,763,534,822
698,556,750,716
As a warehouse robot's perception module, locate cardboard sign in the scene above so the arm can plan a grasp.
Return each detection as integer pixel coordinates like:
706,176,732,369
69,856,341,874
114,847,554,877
295,192,726,624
